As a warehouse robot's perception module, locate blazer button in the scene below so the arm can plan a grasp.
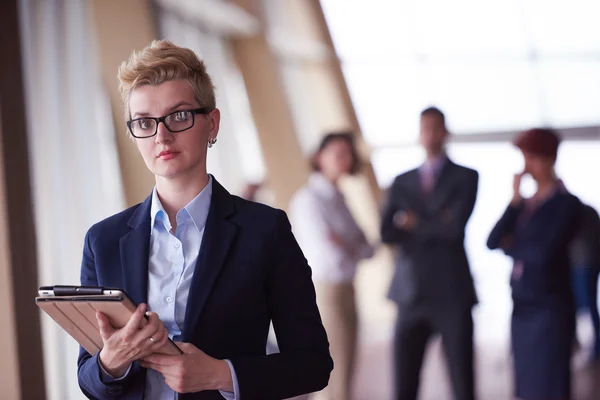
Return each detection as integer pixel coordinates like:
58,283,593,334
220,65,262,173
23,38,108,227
107,387,122,395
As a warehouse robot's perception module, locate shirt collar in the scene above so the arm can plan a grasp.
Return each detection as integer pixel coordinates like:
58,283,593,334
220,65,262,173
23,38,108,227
422,153,448,173
308,173,342,200
150,175,213,234
526,179,566,210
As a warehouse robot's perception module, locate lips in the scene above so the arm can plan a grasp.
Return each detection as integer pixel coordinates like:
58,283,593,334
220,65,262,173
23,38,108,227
157,150,179,160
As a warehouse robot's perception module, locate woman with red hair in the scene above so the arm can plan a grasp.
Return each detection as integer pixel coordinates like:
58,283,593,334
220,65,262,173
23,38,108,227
487,128,583,400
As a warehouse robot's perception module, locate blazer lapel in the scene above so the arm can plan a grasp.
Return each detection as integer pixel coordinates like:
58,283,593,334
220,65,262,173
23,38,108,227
404,169,425,214
429,160,455,209
183,178,237,341
120,195,152,306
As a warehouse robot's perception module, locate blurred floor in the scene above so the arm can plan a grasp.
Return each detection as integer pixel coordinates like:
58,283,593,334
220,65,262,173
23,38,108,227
350,254,600,400
351,303,600,400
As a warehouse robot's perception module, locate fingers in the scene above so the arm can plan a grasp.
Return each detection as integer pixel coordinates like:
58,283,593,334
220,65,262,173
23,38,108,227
135,312,164,342
174,342,196,354
123,303,147,337
148,324,170,352
148,321,166,343
96,311,116,341
120,305,161,355
140,360,168,374
141,353,177,366
127,312,168,356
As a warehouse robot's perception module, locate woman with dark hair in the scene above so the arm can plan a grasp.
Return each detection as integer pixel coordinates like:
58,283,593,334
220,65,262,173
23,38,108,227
289,132,374,400
487,128,583,400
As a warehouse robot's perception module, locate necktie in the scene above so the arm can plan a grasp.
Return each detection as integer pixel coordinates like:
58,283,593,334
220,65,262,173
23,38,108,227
421,165,435,194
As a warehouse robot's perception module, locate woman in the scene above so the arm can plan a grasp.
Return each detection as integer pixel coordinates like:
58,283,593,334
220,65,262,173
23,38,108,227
289,133,375,400
487,128,582,400
76,40,332,400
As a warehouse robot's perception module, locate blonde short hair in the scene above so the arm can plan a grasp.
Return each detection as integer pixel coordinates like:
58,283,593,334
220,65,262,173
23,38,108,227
117,40,216,120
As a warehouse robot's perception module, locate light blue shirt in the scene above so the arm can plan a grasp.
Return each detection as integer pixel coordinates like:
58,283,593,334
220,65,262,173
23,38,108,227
99,176,240,399
146,176,239,399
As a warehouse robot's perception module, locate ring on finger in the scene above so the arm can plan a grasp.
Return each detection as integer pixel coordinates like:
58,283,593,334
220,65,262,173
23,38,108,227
149,336,156,343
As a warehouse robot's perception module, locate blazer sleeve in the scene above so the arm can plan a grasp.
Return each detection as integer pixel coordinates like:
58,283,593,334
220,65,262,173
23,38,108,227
510,198,583,265
486,203,523,251
229,211,333,400
380,177,409,244
410,170,479,243
491,197,584,265
76,227,138,399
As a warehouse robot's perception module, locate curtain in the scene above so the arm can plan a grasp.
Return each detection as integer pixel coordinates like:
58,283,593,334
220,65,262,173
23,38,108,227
19,0,126,398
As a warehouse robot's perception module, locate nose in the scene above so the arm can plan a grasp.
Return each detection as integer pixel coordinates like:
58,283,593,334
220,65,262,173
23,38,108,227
155,121,173,143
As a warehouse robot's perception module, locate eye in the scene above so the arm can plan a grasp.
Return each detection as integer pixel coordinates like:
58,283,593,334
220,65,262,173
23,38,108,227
135,118,154,130
172,111,191,122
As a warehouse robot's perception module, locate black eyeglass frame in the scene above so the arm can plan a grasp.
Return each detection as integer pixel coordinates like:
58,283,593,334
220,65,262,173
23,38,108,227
126,107,214,138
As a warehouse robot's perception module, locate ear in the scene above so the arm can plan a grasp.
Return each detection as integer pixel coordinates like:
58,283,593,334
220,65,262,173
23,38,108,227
208,108,221,140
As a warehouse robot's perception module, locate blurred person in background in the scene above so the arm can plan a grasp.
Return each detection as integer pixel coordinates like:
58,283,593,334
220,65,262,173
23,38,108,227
570,203,600,363
487,128,583,400
239,181,262,202
381,107,479,400
239,181,274,206
76,40,332,400
289,132,375,400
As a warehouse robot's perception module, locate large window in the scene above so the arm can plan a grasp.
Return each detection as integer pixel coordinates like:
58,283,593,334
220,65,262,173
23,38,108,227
321,0,600,346
321,0,600,150
157,7,267,191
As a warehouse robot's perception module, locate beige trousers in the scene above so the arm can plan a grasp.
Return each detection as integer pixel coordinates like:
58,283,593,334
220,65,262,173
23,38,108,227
311,281,358,400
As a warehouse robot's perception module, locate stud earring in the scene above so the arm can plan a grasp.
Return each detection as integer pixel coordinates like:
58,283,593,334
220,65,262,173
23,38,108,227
208,137,217,148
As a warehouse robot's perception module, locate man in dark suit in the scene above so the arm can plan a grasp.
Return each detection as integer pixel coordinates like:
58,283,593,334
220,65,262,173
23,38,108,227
381,107,479,400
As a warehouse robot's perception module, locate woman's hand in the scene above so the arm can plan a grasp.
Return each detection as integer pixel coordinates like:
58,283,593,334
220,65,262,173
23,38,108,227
511,172,525,206
97,303,170,377
141,342,233,394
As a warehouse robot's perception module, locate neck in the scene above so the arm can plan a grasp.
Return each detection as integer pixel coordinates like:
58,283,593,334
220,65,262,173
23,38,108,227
536,174,558,195
426,150,444,162
321,172,339,187
155,170,209,226
538,178,557,188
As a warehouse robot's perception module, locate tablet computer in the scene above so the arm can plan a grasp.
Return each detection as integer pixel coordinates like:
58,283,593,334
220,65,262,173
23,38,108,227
36,285,182,356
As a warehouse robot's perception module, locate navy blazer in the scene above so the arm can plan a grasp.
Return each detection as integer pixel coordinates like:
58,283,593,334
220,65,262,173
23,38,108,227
77,178,333,400
381,160,479,309
487,189,583,306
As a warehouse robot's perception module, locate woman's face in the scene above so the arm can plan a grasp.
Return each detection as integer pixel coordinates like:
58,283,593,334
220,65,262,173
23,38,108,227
522,151,555,181
128,79,220,182
317,139,354,180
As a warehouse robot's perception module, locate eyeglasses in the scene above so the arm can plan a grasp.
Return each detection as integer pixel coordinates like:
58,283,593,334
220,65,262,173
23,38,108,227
126,107,213,138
